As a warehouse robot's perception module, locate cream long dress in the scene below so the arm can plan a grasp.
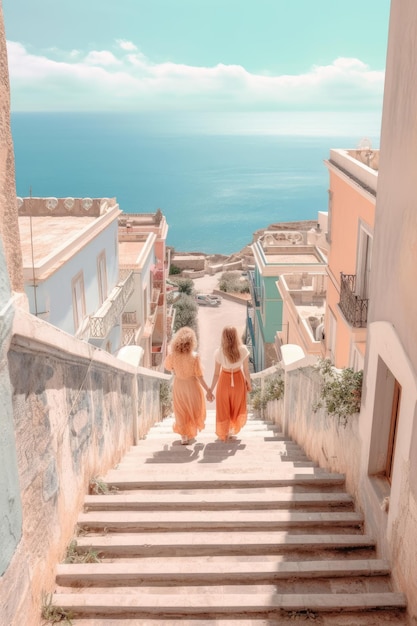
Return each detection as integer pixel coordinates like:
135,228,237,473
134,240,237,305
164,351,206,440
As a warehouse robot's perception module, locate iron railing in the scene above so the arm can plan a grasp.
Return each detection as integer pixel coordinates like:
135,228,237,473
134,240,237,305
339,273,368,328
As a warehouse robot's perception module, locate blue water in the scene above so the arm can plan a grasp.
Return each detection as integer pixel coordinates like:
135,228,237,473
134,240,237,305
10,111,381,255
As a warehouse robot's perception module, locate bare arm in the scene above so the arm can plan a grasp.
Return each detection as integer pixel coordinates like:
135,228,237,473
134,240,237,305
242,355,252,392
197,375,210,393
209,361,221,394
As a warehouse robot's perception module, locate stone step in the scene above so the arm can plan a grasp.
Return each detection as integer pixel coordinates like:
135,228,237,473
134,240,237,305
102,472,346,491
50,412,408,623
51,591,407,619
117,454,313,468
121,444,311,457
77,510,364,533
147,420,280,428
69,616,410,626
74,531,376,558
83,491,355,512
56,558,391,587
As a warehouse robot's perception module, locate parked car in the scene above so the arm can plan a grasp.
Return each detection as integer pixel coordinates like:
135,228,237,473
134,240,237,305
196,294,221,307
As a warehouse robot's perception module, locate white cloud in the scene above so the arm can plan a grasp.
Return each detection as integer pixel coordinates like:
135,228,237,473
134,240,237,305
84,50,120,67
6,40,385,112
117,39,138,52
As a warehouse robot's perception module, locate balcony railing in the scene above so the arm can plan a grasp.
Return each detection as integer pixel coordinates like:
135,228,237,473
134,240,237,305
151,287,161,314
90,272,135,338
339,273,368,328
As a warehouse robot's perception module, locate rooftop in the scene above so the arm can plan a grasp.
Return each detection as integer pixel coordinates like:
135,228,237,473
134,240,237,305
119,241,148,266
252,230,327,277
19,215,96,268
18,202,121,281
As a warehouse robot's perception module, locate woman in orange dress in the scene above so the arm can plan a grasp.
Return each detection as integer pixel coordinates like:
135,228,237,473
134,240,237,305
209,326,252,441
164,326,212,445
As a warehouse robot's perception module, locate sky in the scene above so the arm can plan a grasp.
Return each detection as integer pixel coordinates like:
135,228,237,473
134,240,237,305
2,0,391,114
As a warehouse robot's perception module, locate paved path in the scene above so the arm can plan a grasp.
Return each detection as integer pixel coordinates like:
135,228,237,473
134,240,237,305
192,274,247,389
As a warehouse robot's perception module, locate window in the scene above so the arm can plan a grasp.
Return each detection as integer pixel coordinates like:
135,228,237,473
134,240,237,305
97,251,107,306
72,271,86,333
143,285,148,319
328,309,336,363
356,225,373,299
261,282,266,319
326,189,333,244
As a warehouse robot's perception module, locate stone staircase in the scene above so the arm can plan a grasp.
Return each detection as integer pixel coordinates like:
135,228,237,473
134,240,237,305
51,411,408,625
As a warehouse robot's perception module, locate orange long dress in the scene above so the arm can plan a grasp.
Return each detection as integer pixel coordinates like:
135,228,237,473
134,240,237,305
214,345,249,441
164,351,206,440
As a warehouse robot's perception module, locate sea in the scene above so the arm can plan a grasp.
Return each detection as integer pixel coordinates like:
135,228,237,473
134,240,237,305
10,110,381,256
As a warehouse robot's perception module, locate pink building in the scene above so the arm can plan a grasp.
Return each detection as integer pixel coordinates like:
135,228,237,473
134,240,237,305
118,211,171,370
323,147,378,369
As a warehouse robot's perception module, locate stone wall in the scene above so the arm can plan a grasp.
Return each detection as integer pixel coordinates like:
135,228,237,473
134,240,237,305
17,196,117,217
283,364,362,498
0,7,23,292
0,307,169,626
171,254,206,271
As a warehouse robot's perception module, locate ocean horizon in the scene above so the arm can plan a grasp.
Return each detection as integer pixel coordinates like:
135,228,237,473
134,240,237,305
11,110,381,255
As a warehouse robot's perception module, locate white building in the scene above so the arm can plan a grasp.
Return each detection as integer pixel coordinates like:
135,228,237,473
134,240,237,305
18,196,133,354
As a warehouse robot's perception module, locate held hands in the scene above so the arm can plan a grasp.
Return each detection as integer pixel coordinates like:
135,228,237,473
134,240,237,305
206,389,215,402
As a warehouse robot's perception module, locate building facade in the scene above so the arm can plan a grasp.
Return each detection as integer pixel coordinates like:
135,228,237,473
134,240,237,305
249,226,327,371
119,211,171,370
18,196,132,354
323,148,377,369
358,0,417,614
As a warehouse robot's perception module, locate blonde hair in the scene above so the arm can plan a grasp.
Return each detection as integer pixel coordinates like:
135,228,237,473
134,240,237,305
170,326,197,355
221,326,241,363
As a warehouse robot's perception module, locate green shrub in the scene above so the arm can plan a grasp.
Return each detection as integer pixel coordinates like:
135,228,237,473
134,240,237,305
219,271,250,294
313,358,363,424
173,294,198,334
160,381,173,417
249,372,284,413
173,277,195,295
169,264,181,275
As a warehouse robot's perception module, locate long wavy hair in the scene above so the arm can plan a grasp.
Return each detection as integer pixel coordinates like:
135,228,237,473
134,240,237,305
170,326,197,355
221,326,241,363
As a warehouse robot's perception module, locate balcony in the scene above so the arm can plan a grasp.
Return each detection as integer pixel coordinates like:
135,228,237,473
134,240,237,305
339,273,368,328
90,272,134,338
121,311,140,346
151,345,163,368
151,287,161,314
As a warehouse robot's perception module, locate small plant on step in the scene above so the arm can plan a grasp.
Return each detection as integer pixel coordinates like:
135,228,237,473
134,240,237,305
89,476,110,494
41,593,74,625
64,539,101,564
313,357,363,425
